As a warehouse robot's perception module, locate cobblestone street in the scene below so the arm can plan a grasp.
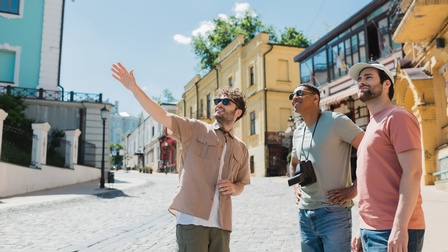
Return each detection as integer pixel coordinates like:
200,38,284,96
0,171,446,251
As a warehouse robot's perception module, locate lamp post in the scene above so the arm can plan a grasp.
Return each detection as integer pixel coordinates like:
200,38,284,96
100,105,109,188
288,115,295,130
164,140,169,173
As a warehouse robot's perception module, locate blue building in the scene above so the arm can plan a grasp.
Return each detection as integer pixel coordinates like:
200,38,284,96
0,0,111,169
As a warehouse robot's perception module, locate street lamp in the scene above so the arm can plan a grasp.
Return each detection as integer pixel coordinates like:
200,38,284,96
100,105,109,188
288,115,295,131
164,140,169,173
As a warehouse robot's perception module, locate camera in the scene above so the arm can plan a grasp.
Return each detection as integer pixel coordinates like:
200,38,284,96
288,160,317,187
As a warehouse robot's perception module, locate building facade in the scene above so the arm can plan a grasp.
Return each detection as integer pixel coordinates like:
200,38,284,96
124,103,177,172
0,0,111,170
390,0,448,187
177,32,304,177
109,101,140,145
294,0,448,186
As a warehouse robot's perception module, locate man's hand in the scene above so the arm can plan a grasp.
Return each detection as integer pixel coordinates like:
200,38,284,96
326,184,356,206
351,233,363,252
112,62,137,91
388,225,408,252
217,179,245,196
294,185,301,204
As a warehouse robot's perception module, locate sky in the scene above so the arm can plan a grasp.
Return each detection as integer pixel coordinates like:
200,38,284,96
60,0,372,117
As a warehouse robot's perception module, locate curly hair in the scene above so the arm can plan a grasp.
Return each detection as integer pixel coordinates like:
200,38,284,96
215,87,247,122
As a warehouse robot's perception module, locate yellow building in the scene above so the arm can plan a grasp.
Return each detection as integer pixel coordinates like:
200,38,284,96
177,32,305,177
391,0,448,187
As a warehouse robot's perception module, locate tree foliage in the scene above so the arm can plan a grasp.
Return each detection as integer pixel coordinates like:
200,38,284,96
279,27,312,47
0,95,34,130
191,10,311,73
152,89,176,104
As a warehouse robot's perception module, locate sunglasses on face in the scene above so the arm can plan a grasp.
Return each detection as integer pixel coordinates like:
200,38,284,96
214,98,240,108
289,89,313,100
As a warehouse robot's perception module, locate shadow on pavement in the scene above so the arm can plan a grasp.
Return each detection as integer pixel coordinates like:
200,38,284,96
94,188,131,199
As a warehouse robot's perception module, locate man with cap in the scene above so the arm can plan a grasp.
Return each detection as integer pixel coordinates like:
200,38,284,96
348,62,425,252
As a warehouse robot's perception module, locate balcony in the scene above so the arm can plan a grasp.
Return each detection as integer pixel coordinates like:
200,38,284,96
391,0,448,43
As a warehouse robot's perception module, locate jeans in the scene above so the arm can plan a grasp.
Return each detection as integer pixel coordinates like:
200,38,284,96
360,229,425,252
299,207,352,252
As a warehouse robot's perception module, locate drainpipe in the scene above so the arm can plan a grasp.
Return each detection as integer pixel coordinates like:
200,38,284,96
263,43,274,174
215,65,220,90
195,82,199,119
58,0,66,99
182,96,186,117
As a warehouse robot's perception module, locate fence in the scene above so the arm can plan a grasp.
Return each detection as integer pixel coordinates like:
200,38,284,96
1,124,97,168
1,124,35,167
0,85,103,103
47,135,70,168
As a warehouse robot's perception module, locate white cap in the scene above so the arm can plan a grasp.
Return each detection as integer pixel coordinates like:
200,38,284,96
348,62,394,85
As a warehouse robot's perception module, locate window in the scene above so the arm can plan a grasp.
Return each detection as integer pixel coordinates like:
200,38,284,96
249,66,255,86
250,155,254,173
351,34,360,64
200,99,204,118
206,94,211,118
228,77,233,87
250,112,256,135
330,43,345,80
0,44,20,85
378,17,392,57
300,58,312,83
358,31,367,63
345,38,352,69
152,126,155,137
313,50,328,86
0,0,23,17
278,59,289,81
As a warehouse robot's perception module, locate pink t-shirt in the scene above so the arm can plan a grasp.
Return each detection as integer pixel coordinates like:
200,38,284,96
357,106,425,230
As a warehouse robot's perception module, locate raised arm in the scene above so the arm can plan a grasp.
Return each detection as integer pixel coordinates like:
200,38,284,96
111,62,172,129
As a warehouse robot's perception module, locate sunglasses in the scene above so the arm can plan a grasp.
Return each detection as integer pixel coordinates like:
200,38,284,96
214,98,240,108
289,89,313,100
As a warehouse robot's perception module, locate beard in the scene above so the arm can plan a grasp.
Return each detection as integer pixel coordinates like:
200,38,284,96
358,84,383,102
215,108,237,125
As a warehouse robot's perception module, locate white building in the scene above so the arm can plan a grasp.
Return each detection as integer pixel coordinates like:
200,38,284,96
124,103,177,171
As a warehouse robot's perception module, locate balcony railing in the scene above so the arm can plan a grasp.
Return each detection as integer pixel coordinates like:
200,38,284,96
0,85,102,103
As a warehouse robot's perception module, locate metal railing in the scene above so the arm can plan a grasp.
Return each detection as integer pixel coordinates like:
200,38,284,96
1,124,35,167
47,135,70,168
0,85,103,103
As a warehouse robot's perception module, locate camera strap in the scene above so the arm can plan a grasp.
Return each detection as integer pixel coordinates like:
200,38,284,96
300,113,321,161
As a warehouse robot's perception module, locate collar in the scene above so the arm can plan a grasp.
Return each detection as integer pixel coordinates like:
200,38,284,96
212,121,234,138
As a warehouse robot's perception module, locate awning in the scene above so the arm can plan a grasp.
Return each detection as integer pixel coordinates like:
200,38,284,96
320,85,358,106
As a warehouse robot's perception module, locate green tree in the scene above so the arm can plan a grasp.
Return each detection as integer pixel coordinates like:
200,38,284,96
110,143,124,168
279,27,312,47
152,89,176,104
0,95,34,130
191,10,310,72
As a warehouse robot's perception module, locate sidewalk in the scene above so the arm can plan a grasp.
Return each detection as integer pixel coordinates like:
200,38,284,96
0,171,147,210
1,172,447,251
